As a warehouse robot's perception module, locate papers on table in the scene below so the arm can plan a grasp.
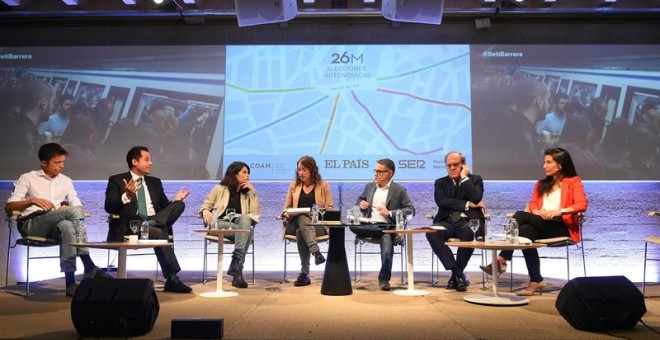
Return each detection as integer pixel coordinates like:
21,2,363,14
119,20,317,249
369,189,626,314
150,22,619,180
347,216,383,224
285,208,311,216
486,235,533,244
138,239,169,244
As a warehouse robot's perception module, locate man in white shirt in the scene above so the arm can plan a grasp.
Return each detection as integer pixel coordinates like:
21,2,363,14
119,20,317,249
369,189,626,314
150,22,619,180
349,159,415,291
5,143,111,297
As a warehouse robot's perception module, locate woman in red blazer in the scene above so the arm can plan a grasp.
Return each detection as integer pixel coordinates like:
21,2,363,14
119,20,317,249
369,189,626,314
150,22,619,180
481,147,588,296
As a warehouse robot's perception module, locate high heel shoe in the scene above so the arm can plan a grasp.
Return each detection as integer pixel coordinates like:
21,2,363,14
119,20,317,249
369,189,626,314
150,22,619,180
479,261,507,276
516,281,548,296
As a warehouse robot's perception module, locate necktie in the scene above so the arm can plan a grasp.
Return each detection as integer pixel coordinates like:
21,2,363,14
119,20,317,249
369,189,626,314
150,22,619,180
137,177,148,219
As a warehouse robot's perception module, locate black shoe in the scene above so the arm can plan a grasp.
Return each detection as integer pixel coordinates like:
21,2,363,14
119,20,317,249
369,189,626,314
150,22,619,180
293,273,311,287
378,279,391,291
227,258,241,277
65,283,78,297
455,273,468,292
232,275,248,289
164,275,192,293
83,266,113,280
445,274,457,290
314,251,326,265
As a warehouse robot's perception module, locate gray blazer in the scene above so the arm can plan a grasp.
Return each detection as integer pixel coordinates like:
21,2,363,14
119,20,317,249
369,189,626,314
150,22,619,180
356,181,415,223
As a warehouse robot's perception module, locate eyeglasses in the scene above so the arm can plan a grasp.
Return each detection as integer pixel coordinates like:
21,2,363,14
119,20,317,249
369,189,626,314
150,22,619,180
445,162,462,169
374,169,391,174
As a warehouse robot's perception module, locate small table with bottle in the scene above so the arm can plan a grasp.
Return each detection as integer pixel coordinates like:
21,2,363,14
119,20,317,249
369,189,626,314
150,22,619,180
305,204,354,296
446,240,546,306
446,217,547,306
383,227,441,296
194,228,250,298
348,207,433,295
72,219,172,279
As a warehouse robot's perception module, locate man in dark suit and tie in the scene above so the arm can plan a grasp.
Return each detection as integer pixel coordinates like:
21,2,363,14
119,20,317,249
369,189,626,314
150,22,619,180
349,158,415,291
427,151,485,292
105,146,193,293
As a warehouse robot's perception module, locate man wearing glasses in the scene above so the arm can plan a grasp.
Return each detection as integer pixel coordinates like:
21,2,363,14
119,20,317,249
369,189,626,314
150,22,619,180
426,151,485,292
349,158,415,291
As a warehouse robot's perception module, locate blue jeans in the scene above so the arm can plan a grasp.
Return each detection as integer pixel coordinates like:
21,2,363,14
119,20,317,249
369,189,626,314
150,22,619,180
216,214,255,270
22,207,86,273
349,225,395,281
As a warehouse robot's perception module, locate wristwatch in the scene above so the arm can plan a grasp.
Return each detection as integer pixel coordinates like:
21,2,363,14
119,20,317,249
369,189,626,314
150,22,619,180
560,208,566,214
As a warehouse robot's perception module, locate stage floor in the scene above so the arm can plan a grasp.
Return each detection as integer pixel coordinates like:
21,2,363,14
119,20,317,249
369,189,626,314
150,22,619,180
1,270,659,339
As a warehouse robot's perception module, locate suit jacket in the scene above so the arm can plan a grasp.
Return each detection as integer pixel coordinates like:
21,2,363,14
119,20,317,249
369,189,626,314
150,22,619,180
528,176,588,243
433,174,484,225
104,172,172,242
356,181,415,223
284,180,334,211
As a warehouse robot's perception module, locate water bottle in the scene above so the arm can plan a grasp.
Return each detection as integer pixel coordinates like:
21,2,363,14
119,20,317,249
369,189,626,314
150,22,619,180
395,210,404,231
140,221,150,240
210,208,218,229
75,219,87,243
311,204,319,224
345,206,355,225
509,219,519,244
484,218,493,242
353,206,361,225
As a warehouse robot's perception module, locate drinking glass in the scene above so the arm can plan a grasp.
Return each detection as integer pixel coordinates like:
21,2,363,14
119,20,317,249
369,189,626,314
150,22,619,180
318,203,327,223
130,220,141,235
469,219,480,243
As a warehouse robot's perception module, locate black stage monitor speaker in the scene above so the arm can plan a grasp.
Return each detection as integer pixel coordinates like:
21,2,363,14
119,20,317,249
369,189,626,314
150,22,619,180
71,278,159,337
555,276,646,331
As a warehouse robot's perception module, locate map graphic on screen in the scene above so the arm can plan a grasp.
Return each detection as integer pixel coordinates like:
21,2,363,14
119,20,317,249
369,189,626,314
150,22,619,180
224,45,472,180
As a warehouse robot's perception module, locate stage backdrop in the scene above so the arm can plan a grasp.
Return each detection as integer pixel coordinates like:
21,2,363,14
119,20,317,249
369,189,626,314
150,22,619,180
1,44,658,181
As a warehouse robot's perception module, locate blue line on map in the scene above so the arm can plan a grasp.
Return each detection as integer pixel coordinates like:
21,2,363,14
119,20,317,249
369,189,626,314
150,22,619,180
225,95,330,145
